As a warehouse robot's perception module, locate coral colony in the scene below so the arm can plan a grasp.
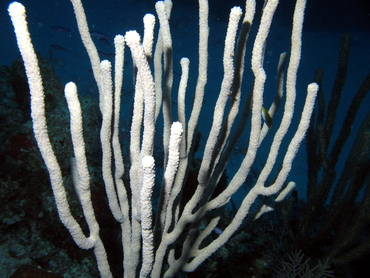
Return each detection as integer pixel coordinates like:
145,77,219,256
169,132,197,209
2,0,369,277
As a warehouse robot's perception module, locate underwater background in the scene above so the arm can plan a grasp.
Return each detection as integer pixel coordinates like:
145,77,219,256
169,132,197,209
0,0,369,277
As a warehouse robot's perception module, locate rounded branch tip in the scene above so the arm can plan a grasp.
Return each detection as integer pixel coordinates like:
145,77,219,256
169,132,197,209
114,34,125,44
8,2,25,16
143,13,156,24
171,121,183,134
142,156,155,168
180,57,190,66
307,82,319,94
65,82,77,95
100,59,112,70
125,30,141,45
231,6,243,16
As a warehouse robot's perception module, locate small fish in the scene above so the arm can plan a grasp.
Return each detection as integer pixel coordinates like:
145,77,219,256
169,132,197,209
98,51,110,59
90,31,110,45
261,106,273,129
97,51,117,60
50,44,67,51
107,53,116,59
51,26,71,33
213,227,223,235
99,37,110,45
173,70,181,77
90,30,109,40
